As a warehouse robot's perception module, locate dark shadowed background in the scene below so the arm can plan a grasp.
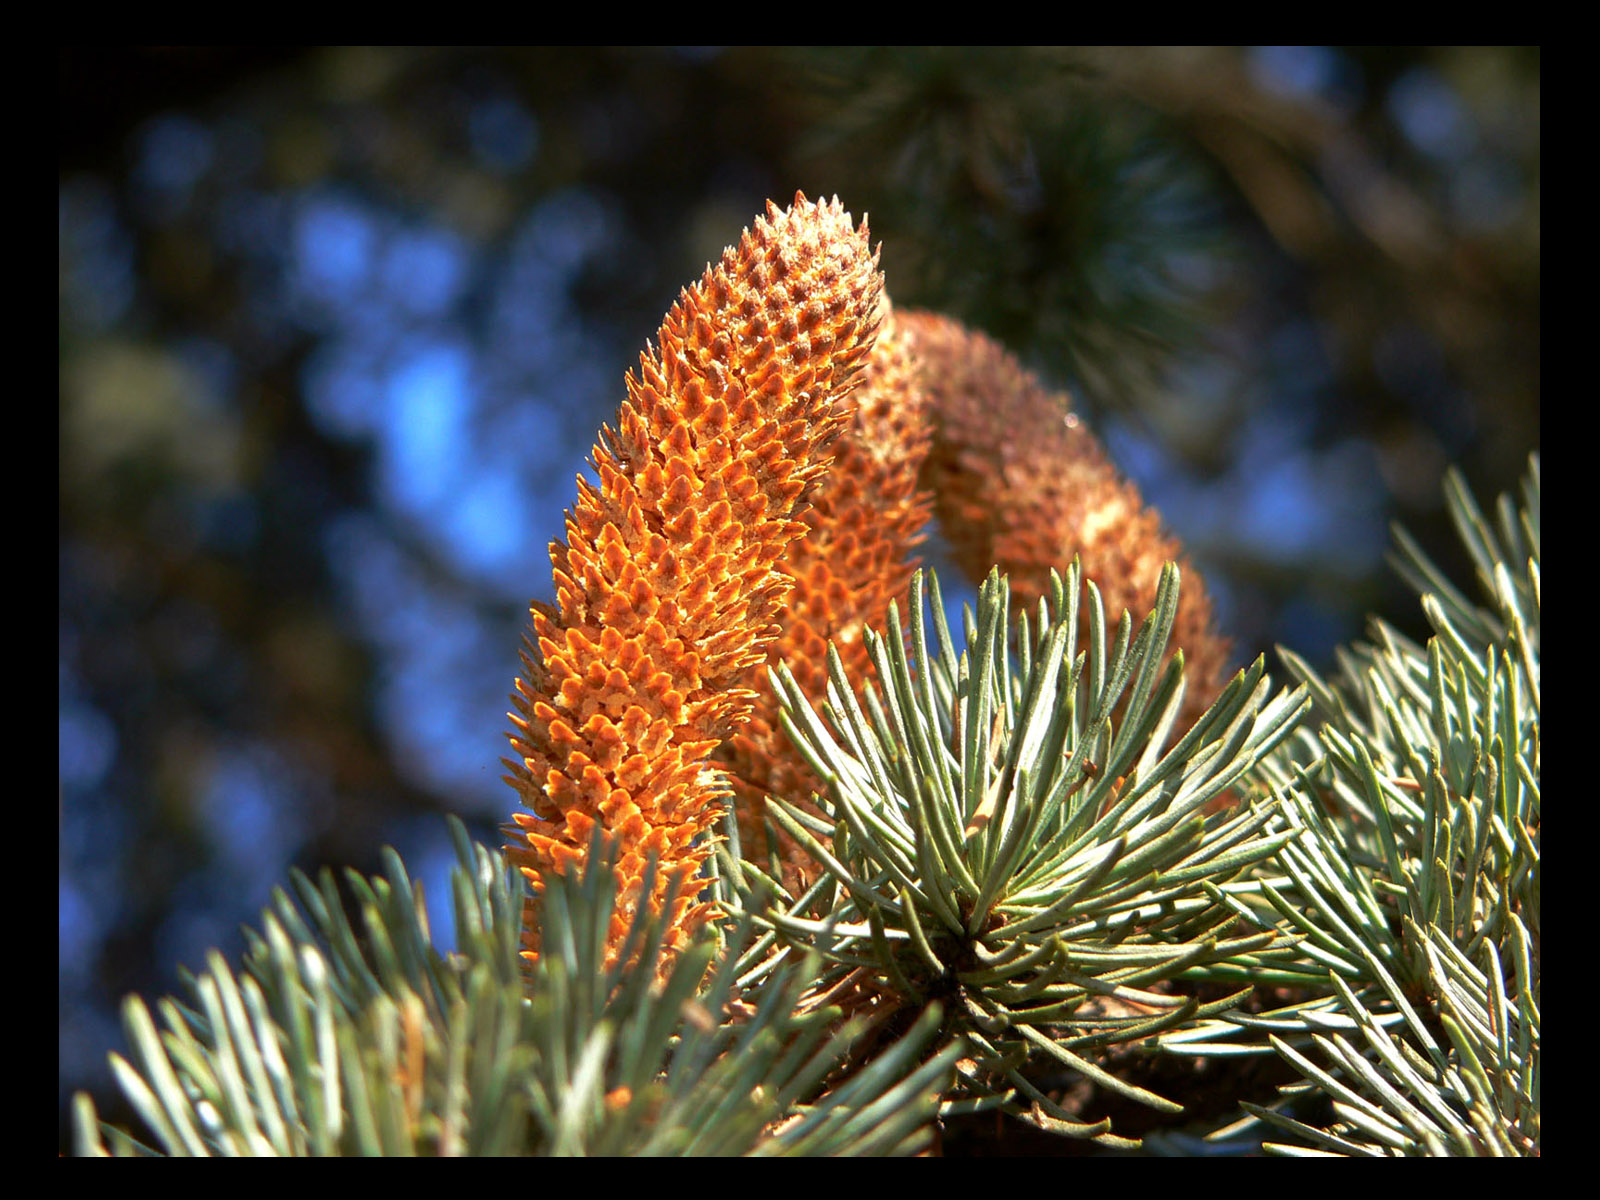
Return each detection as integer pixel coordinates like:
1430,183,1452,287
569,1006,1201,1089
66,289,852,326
59,46,1539,1149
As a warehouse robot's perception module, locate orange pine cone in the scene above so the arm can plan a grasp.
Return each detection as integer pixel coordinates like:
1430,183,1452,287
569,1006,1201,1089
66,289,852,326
719,305,935,888
902,310,1231,731
505,193,885,966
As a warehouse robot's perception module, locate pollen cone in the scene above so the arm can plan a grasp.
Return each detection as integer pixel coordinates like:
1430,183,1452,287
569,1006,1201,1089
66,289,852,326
505,193,884,966
902,310,1231,730
719,306,934,889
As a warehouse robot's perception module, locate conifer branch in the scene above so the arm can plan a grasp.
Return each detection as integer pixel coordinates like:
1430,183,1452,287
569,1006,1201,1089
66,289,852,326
74,820,958,1156
725,562,1307,1143
74,190,1538,1156
1158,456,1540,1155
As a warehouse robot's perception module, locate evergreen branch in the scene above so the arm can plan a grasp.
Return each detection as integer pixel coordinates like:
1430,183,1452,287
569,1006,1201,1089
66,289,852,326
70,178,1538,1156
734,560,1307,1142
74,821,956,1156
1165,457,1539,1156
1248,922,1537,1157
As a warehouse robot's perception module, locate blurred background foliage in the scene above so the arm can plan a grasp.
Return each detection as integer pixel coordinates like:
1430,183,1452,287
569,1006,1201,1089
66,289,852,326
59,47,1538,1150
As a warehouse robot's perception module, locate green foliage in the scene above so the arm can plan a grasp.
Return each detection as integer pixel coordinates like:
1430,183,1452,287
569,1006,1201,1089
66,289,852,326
723,562,1308,1145
1238,920,1537,1156
74,824,957,1156
1160,455,1540,1155
76,459,1539,1156
790,47,1227,406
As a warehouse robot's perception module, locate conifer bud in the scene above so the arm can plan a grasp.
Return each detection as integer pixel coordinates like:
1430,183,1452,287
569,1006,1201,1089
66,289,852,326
903,310,1231,730
719,305,934,884
504,194,884,965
